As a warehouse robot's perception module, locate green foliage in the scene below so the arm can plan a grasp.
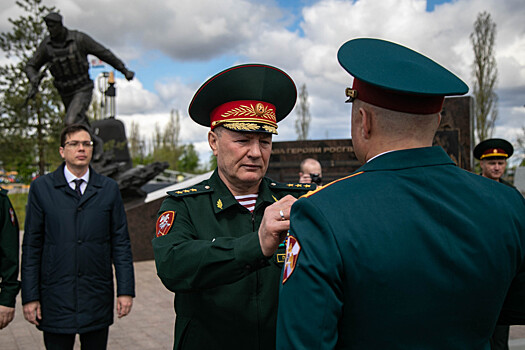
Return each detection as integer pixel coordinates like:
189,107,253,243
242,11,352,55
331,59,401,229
0,0,64,177
177,144,199,172
9,192,28,230
208,153,217,170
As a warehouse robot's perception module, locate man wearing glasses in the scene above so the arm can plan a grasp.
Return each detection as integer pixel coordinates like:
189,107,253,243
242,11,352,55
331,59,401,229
21,124,135,349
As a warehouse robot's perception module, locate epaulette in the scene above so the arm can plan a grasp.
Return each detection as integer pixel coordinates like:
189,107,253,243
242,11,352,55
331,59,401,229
269,182,317,191
302,171,364,198
167,184,213,198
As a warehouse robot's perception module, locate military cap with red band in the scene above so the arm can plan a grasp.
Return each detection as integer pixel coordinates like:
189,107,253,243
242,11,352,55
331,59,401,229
189,63,297,135
337,38,469,114
473,138,514,160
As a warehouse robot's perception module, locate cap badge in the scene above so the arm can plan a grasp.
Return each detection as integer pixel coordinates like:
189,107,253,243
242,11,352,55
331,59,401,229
345,87,358,103
255,103,265,116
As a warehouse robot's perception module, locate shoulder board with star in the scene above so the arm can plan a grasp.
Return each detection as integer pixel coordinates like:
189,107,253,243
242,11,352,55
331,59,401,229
167,184,213,198
269,182,317,191
302,171,364,198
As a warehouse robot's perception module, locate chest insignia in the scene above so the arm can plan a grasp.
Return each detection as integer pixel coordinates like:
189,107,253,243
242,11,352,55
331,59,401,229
217,199,223,210
282,235,301,284
156,211,176,237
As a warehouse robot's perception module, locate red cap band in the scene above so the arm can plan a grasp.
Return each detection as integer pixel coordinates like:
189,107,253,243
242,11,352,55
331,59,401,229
481,148,508,159
353,79,445,114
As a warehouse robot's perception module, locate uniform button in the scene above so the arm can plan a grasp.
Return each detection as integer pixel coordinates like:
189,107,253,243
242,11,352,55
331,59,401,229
78,272,83,277
77,207,83,211
245,264,251,270
271,183,276,186
77,240,82,244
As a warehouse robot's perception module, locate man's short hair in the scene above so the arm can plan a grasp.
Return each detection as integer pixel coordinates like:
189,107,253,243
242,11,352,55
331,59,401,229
60,124,91,146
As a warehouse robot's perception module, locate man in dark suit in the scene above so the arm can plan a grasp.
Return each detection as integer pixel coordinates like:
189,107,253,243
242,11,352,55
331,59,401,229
22,124,135,349
276,38,525,349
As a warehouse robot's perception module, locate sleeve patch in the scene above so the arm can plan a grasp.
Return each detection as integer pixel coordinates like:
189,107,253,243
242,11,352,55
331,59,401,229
282,235,301,284
156,211,176,237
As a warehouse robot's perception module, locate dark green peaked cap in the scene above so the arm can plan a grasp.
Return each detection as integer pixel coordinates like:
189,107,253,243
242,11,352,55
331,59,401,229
188,64,297,134
474,138,514,160
338,38,469,114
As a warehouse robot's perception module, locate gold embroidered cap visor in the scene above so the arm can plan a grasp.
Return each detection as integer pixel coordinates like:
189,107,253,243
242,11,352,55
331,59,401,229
188,64,297,135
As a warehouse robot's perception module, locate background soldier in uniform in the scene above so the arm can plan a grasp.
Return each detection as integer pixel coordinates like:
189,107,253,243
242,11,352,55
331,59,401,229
474,138,515,187
474,138,516,350
0,186,19,330
153,63,315,350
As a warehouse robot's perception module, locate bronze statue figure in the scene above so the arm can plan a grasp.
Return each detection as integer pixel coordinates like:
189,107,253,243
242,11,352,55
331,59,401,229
25,12,135,158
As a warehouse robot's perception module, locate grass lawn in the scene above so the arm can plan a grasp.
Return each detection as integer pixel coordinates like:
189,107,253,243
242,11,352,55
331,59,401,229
9,192,28,231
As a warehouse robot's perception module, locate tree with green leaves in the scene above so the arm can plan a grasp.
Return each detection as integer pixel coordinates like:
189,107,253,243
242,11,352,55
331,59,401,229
295,83,311,140
0,0,64,178
470,11,498,144
177,144,200,173
150,109,182,169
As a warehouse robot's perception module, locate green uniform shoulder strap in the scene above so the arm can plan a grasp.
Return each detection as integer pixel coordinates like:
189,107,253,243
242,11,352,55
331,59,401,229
268,181,317,192
167,184,214,198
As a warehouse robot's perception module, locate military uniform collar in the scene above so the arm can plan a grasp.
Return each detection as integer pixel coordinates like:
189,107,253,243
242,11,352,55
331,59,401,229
357,146,455,172
209,169,277,214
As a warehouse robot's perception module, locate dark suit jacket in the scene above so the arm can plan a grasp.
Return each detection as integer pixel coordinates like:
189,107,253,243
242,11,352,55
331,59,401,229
22,163,134,333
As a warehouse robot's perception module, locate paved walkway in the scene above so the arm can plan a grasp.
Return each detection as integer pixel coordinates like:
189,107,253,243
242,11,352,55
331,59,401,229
2,259,525,349
0,260,175,350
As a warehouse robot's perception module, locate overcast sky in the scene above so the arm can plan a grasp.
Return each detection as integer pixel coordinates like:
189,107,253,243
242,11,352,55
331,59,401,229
1,0,524,164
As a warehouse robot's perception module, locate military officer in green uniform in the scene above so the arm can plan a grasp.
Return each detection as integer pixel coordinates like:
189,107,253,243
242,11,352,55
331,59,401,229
277,38,525,349
474,138,515,187
152,63,315,350
0,186,20,329
474,138,516,350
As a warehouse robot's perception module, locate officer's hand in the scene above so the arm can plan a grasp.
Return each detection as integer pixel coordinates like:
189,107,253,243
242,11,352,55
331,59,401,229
258,195,297,257
23,301,41,326
0,305,15,329
123,69,135,81
117,295,133,318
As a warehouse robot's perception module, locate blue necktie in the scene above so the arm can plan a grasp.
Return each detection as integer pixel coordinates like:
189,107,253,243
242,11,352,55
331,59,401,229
73,179,83,197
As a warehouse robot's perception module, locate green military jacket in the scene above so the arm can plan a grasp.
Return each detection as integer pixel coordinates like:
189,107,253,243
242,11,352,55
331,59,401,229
152,169,314,350
0,187,20,308
277,147,525,349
